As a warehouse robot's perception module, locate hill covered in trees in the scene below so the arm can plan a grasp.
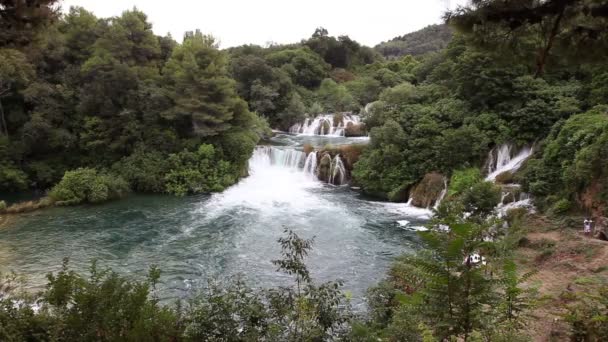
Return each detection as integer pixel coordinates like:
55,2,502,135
374,24,453,58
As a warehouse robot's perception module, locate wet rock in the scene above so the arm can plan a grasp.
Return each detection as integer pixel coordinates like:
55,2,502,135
494,171,514,184
344,122,366,137
410,172,445,208
317,153,333,183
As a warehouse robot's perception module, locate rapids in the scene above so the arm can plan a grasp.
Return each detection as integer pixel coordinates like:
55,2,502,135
0,132,428,307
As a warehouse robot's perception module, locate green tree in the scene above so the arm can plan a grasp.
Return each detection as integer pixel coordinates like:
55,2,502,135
164,30,250,137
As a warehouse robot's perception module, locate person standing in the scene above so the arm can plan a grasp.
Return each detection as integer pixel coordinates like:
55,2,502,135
584,219,592,235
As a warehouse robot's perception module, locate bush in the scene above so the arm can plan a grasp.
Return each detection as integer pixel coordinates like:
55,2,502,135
0,165,29,192
448,168,482,197
164,144,236,196
49,168,130,205
461,180,502,218
113,149,170,193
0,200,6,211
551,198,572,214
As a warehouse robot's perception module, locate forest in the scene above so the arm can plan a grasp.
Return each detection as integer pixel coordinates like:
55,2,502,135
1,0,608,340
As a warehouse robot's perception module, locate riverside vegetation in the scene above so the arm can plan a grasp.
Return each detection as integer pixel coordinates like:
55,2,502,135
2,0,608,340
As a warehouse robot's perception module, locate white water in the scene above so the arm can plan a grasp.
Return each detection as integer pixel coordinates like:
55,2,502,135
303,151,318,181
432,178,448,210
330,154,347,185
290,114,361,137
486,144,533,181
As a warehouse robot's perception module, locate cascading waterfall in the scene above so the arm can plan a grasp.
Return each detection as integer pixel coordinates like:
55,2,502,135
289,114,361,137
251,146,305,172
433,178,448,210
486,144,533,181
329,154,346,185
303,152,318,180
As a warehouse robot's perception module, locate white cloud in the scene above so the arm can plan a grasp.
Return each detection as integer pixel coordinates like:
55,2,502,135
61,0,467,48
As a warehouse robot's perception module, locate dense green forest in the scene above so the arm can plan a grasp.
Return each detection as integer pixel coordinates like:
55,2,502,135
374,24,453,59
2,0,608,340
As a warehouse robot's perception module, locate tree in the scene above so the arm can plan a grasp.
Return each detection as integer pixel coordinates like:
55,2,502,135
0,0,60,47
164,30,251,137
447,0,608,77
0,48,34,136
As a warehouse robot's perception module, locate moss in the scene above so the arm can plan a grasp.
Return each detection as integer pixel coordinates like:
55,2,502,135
495,171,514,184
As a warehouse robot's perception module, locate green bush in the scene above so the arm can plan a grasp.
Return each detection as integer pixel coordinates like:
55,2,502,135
448,168,482,196
551,198,571,214
113,149,169,193
461,181,502,218
0,200,6,211
164,144,236,196
0,165,29,192
49,168,130,205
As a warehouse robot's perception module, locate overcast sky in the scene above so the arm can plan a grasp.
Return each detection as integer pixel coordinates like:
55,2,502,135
62,0,467,48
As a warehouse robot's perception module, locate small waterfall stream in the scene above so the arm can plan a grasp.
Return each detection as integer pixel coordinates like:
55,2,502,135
485,143,535,214
290,114,361,137
486,144,533,181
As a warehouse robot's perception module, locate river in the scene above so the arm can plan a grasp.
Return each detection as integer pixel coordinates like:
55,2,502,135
0,130,432,308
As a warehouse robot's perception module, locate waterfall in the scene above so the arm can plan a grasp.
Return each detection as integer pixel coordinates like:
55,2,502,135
289,114,361,137
329,154,346,185
303,152,318,180
486,144,533,181
433,178,448,210
251,146,305,172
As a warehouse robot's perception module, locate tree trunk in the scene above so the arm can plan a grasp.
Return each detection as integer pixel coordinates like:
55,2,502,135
0,97,8,137
535,8,565,78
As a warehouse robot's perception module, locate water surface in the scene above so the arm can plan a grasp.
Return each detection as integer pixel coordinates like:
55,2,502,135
0,133,430,307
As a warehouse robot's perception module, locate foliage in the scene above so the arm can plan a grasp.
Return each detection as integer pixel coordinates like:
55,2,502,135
0,229,350,341
449,168,482,197
354,209,535,341
522,106,608,211
564,285,608,341
375,24,453,59
49,168,130,205
0,7,263,196
164,144,235,196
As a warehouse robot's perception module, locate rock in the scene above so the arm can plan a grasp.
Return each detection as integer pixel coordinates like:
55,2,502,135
317,153,333,183
410,172,446,208
494,171,514,184
344,122,367,137
321,120,331,135
333,113,344,127
595,217,608,240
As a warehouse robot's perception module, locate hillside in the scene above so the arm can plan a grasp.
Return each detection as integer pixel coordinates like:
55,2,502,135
375,24,453,58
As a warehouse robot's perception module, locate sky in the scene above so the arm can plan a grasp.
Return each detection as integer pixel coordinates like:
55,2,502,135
61,0,467,48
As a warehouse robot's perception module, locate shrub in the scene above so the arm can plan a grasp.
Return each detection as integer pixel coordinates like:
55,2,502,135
113,149,169,193
164,144,236,196
448,168,482,197
0,165,29,192
461,181,502,218
49,168,130,205
551,198,571,214
0,200,6,212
